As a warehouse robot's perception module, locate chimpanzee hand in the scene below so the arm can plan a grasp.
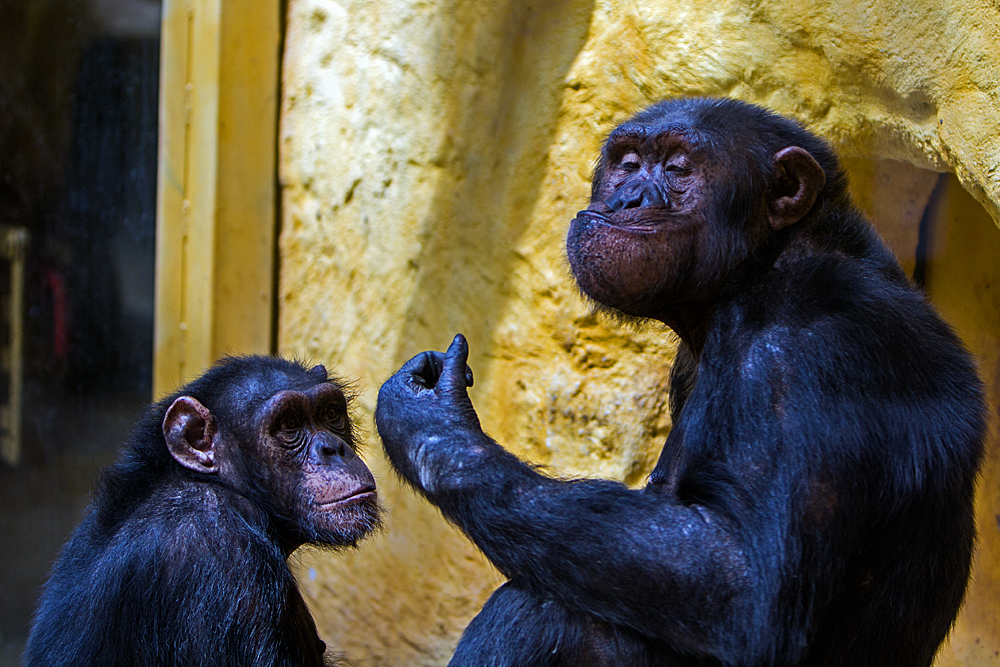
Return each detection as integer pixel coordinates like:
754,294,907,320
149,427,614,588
375,334,486,494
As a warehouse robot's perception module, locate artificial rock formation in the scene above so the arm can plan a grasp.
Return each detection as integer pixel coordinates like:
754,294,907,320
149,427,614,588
278,1,1000,663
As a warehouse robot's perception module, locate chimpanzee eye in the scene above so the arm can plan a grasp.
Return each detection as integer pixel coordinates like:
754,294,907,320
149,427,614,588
320,403,347,433
275,412,303,444
620,152,642,171
664,153,691,173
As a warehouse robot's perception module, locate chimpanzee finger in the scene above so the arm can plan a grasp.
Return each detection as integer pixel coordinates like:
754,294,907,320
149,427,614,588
438,334,474,391
396,350,446,389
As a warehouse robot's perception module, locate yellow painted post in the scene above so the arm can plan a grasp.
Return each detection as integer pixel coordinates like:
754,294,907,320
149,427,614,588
154,0,280,398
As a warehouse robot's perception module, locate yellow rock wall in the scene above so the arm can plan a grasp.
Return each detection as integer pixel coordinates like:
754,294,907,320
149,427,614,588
278,1,1000,664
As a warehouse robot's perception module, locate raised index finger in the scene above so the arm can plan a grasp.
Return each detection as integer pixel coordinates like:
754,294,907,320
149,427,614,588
438,334,474,391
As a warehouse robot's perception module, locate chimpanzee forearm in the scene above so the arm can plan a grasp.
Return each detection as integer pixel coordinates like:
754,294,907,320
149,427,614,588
381,415,753,653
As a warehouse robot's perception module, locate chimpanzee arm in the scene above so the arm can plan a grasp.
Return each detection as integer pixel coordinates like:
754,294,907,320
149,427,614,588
376,336,778,660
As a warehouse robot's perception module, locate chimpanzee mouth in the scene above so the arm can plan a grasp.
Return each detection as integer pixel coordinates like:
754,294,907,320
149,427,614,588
574,209,665,231
315,488,377,508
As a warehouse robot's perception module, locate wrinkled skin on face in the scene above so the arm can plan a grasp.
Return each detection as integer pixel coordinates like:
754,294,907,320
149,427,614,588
567,103,825,344
568,124,717,321
163,365,381,554
251,380,380,549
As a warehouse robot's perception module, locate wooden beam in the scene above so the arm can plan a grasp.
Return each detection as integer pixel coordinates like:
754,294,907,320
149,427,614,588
154,0,280,397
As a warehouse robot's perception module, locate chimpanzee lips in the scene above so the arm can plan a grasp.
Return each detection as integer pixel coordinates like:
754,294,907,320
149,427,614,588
575,208,668,230
316,486,376,507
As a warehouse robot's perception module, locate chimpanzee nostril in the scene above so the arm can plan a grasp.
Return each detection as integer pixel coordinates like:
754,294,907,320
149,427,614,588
312,433,352,462
607,178,667,212
640,186,666,208
608,180,646,212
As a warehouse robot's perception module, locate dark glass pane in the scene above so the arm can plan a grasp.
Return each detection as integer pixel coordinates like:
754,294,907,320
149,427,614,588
0,1,160,661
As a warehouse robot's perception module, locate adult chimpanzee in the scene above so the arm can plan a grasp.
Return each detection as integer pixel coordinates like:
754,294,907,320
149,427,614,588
375,98,987,666
24,356,381,667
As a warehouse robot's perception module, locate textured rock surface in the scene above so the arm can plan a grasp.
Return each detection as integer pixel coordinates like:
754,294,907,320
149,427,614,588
279,1,1000,663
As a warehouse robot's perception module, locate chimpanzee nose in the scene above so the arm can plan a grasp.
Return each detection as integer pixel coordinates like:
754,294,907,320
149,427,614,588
311,433,354,463
607,179,665,211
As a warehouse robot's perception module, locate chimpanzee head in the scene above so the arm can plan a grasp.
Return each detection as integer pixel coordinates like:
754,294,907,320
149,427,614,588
160,356,381,554
567,97,847,327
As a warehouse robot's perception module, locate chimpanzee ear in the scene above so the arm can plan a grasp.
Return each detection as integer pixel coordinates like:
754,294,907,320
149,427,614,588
767,146,826,231
163,396,219,473
308,364,328,382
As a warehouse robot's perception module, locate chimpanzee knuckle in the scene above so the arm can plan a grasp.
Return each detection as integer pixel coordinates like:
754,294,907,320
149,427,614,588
374,406,404,437
381,381,405,405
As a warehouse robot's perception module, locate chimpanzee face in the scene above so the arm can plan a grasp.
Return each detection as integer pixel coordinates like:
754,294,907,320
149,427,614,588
253,378,381,549
567,100,825,327
163,364,382,555
568,122,714,319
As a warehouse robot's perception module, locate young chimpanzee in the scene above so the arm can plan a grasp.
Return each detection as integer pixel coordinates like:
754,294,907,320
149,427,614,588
375,98,987,666
24,356,381,667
